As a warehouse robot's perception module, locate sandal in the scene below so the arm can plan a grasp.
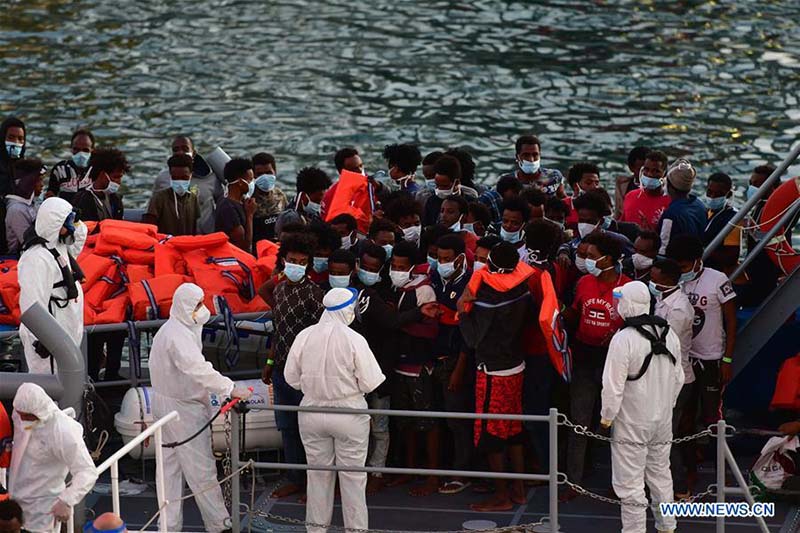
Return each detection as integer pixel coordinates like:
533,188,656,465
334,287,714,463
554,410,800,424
439,480,471,494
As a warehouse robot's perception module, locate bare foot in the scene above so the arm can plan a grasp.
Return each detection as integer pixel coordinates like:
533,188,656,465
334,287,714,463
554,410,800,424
271,483,302,499
409,476,439,497
366,475,385,495
386,474,413,487
469,495,514,512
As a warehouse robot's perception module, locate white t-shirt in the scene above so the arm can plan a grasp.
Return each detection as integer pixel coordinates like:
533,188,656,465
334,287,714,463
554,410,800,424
655,289,696,384
681,268,736,361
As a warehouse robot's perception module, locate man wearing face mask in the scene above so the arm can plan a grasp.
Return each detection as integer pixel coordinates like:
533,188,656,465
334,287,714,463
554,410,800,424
440,195,478,254
8,383,98,532
650,258,696,499
423,155,477,227
307,221,342,288
498,134,565,199
276,167,332,238
151,135,223,235
382,143,423,195
150,283,253,532
561,232,631,501
143,154,200,235
385,194,422,246
620,150,671,232
251,152,288,243
262,234,325,500
71,148,128,222
415,151,443,208
614,146,650,220
493,197,529,249
600,281,684,533
622,231,660,283
702,172,741,275
330,213,360,251
657,158,707,255
18,197,87,374
215,157,256,253
46,128,94,203
5,159,45,255
285,287,386,533
366,218,397,263
0,117,26,198
564,162,601,226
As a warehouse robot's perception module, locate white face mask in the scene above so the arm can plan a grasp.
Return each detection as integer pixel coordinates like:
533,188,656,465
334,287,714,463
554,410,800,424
402,225,421,243
192,304,211,325
632,253,654,271
575,256,588,273
390,269,411,288
435,184,457,199
578,222,598,239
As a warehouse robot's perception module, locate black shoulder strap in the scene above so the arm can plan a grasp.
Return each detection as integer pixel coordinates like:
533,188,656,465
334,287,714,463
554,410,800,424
625,315,676,381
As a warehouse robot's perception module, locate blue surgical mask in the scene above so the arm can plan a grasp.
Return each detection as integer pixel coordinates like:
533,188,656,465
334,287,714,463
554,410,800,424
170,179,190,196
427,255,438,270
106,181,120,195
679,260,701,284
703,195,726,211
382,243,393,259
519,159,540,175
437,254,463,279
312,256,328,273
640,175,662,190
72,151,91,168
500,226,522,243
341,232,354,250
329,274,351,288
474,260,486,271
357,268,381,286
425,179,436,191
243,179,256,200
255,174,276,192
746,185,759,202
5,142,22,159
602,216,612,230
648,281,663,298
463,222,476,235
584,255,608,277
283,262,307,282
305,200,321,217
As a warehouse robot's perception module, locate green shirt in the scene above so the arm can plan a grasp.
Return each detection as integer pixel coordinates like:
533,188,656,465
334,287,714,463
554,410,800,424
146,188,200,236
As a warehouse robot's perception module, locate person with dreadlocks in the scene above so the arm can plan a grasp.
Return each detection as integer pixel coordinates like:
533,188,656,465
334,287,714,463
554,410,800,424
600,281,684,533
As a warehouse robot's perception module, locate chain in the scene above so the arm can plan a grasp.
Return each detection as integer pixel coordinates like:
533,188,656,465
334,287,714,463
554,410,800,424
559,415,715,447
251,508,547,533
562,479,716,508
222,411,233,508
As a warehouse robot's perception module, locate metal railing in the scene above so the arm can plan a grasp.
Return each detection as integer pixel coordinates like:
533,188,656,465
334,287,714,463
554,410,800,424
225,405,769,533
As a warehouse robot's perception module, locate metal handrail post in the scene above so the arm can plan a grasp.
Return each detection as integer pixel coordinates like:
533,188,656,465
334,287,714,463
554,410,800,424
548,408,559,533
723,445,770,533
231,411,241,533
111,461,120,515
716,420,726,533
703,142,800,260
154,425,168,533
730,197,800,281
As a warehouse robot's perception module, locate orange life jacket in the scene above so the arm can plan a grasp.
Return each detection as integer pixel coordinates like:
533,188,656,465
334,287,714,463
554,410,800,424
324,169,374,234
129,274,192,320
760,178,800,276
0,401,11,468
771,353,800,411
92,295,131,324
0,261,20,326
79,254,115,288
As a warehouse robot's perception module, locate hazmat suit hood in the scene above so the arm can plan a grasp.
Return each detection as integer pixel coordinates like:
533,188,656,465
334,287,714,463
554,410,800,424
13,382,59,422
615,281,651,319
169,283,209,328
322,287,358,326
34,197,74,247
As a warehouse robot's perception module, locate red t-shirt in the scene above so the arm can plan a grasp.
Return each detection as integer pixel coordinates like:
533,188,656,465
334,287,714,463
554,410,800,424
571,273,632,347
564,197,578,226
620,189,671,231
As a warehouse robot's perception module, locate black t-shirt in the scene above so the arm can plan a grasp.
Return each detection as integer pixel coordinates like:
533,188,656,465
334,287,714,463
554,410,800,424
215,197,246,234
72,189,124,222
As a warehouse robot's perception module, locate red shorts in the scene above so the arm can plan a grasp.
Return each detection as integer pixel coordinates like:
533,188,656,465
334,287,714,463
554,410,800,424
474,369,524,451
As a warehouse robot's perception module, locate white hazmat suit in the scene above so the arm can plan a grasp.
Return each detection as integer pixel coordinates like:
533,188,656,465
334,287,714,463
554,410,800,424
8,383,98,533
150,283,251,533
18,197,87,374
601,281,685,533
285,288,386,533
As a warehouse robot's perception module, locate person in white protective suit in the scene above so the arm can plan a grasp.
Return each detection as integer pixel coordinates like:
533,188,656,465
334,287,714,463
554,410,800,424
7,382,98,533
18,197,87,374
149,283,252,533
600,281,685,533
285,287,386,533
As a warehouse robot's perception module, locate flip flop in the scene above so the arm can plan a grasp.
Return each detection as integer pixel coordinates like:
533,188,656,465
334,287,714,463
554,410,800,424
439,480,471,494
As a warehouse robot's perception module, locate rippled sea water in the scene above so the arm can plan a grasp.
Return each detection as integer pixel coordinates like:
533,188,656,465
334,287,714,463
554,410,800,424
1,0,798,208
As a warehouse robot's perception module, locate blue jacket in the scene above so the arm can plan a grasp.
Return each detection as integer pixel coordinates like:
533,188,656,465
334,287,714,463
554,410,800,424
658,195,707,255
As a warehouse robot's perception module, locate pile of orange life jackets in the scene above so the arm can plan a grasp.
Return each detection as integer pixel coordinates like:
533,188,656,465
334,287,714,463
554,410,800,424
0,220,279,326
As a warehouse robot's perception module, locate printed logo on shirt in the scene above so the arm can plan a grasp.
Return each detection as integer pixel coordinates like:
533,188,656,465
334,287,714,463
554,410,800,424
686,292,708,307
720,281,734,298
692,306,706,338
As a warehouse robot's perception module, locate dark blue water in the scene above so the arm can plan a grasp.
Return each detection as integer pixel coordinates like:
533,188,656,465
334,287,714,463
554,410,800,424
1,0,798,207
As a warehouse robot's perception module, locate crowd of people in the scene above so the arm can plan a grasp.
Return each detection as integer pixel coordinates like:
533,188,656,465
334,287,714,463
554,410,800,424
0,114,792,532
